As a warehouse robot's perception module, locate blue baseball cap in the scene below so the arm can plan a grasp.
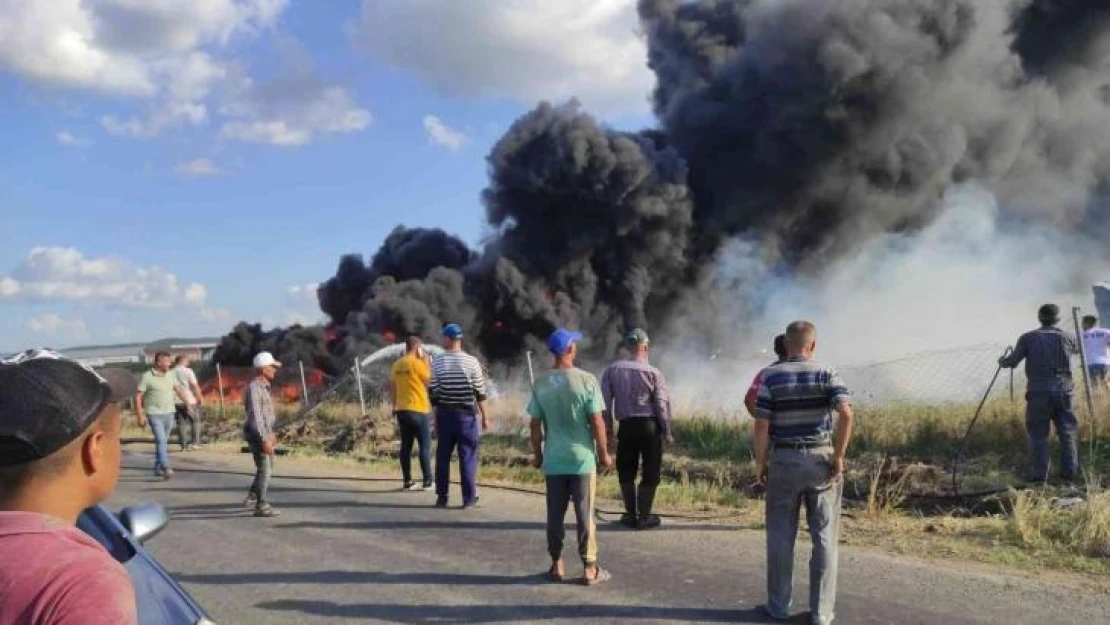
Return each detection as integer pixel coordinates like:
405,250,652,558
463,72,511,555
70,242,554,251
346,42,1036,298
441,323,464,339
547,328,583,356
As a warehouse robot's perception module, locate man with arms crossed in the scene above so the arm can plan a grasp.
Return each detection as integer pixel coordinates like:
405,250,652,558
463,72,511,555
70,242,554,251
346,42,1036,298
0,349,138,624
172,354,204,451
391,334,434,490
244,351,282,517
601,328,671,530
1081,315,1110,391
431,323,491,509
753,321,853,625
135,351,187,480
529,329,612,585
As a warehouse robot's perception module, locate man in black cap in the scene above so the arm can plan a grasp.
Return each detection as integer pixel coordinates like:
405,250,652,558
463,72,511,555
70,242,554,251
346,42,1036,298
0,349,138,624
999,304,1081,483
601,328,671,530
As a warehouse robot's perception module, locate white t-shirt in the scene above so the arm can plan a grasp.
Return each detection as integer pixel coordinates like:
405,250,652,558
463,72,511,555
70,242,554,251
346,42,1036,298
172,365,199,405
1082,328,1110,366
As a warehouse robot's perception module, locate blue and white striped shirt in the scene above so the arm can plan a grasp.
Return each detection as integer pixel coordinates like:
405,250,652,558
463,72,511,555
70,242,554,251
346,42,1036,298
753,358,850,443
430,350,488,412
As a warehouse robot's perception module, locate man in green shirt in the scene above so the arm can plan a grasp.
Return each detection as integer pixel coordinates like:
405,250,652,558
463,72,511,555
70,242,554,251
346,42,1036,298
528,329,612,586
135,352,186,480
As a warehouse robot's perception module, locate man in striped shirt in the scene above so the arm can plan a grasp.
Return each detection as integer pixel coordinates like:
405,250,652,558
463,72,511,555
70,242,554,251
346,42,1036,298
999,304,1080,483
431,323,490,509
752,320,853,625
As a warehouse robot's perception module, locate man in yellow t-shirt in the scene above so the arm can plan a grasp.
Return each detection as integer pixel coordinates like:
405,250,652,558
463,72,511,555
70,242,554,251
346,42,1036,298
390,335,433,490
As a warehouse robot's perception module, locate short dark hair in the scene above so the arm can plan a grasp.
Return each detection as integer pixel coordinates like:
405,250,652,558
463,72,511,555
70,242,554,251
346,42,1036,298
785,320,817,351
0,408,114,494
173,354,187,365
1038,304,1060,325
405,335,422,351
154,351,171,362
1083,315,1097,325
773,334,787,358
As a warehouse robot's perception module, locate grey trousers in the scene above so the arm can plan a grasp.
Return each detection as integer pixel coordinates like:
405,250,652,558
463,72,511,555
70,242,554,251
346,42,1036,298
247,435,272,505
545,474,598,565
175,404,202,449
765,447,842,625
1025,392,1079,480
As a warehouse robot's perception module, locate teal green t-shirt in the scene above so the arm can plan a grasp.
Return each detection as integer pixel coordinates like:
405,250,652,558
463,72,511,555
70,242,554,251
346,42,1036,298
526,367,606,475
137,369,179,415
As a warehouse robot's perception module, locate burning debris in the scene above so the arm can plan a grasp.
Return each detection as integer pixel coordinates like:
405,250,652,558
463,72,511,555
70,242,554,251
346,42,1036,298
218,0,1110,368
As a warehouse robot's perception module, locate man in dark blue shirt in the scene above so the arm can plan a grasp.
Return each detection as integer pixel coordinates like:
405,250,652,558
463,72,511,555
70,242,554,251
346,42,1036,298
999,304,1080,483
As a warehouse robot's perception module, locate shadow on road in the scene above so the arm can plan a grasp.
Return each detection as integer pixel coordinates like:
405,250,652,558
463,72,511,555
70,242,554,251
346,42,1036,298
275,519,546,532
178,569,548,587
253,600,800,623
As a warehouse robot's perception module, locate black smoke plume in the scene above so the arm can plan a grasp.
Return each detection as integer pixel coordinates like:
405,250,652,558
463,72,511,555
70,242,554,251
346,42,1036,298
212,322,335,374
221,0,1110,367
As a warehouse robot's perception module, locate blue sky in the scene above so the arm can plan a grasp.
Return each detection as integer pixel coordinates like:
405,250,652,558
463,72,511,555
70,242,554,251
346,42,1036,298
0,1,653,351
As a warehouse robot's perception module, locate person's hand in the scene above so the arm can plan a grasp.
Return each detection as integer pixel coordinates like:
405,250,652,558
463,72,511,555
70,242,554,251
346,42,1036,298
829,455,845,482
664,434,675,447
756,462,768,487
137,413,147,429
532,454,543,469
482,416,492,432
598,451,613,472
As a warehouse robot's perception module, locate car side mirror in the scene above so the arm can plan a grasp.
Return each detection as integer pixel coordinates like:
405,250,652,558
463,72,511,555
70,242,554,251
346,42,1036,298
119,503,170,544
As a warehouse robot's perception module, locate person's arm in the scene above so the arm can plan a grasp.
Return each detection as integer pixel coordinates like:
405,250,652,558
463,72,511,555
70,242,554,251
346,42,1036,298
828,371,854,482
527,392,544,469
653,369,673,444
245,383,271,444
752,372,774,484
999,335,1027,368
471,359,491,431
188,370,203,406
388,366,398,413
588,378,612,470
743,373,761,417
600,366,615,435
134,391,147,427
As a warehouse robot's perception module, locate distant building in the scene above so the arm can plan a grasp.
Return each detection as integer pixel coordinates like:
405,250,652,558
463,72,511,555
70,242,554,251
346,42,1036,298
59,343,146,367
141,337,219,364
1096,283,1110,323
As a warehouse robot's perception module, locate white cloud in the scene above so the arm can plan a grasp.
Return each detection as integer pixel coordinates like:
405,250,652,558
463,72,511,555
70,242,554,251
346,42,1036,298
0,0,289,137
0,246,209,309
199,306,234,322
286,283,318,302
174,158,222,177
353,0,652,116
220,79,371,146
27,313,87,339
422,115,469,151
55,130,90,146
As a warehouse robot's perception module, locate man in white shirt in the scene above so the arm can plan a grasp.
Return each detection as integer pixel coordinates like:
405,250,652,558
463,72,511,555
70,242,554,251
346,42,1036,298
172,355,205,451
1081,315,1110,390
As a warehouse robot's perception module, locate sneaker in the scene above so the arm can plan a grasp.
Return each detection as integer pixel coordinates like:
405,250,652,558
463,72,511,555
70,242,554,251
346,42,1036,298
619,513,639,529
162,468,174,481
637,514,661,530
244,494,258,508
435,496,449,508
420,483,434,491
462,496,481,510
254,503,280,518
403,482,418,491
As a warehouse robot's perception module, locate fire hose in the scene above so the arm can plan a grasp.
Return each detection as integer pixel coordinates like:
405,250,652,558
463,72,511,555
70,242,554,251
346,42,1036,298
950,345,1013,499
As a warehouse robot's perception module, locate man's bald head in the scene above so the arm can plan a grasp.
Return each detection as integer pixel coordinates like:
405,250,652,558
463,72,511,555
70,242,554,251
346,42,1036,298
785,320,817,358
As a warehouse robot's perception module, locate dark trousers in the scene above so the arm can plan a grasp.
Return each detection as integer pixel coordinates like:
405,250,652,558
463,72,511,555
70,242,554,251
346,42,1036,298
435,409,480,504
617,418,663,487
246,434,272,505
1025,392,1079,480
396,410,432,486
175,404,201,449
546,474,598,565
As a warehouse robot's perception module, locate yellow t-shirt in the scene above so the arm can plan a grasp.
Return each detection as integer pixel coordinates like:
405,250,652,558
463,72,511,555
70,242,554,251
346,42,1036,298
390,353,432,413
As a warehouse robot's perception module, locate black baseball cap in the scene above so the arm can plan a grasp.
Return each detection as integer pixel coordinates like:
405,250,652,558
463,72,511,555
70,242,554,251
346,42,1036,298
0,349,137,467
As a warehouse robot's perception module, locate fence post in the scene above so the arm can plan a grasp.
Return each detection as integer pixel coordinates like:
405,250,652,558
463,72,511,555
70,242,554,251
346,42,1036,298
298,360,310,408
216,362,226,418
354,356,367,418
1072,307,1098,467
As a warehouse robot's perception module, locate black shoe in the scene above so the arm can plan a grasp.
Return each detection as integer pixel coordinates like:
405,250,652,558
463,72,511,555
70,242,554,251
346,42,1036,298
462,496,481,510
619,513,639,529
435,496,449,508
637,514,662,530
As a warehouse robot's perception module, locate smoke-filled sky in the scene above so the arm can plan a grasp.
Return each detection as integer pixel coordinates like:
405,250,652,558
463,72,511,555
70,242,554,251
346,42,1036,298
3,1,1109,365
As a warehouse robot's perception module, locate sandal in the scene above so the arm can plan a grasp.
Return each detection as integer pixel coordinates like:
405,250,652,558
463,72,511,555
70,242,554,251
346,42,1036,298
546,563,564,583
583,565,610,586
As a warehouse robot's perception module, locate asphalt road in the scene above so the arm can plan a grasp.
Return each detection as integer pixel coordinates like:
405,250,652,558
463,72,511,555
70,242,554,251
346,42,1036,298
109,447,1109,625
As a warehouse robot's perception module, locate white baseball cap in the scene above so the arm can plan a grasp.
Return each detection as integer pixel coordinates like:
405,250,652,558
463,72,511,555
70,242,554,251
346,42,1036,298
252,352,282,369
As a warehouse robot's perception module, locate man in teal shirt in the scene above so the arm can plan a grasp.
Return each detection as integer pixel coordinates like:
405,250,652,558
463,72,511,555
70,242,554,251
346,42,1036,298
528,328,612,585
135,352,186,480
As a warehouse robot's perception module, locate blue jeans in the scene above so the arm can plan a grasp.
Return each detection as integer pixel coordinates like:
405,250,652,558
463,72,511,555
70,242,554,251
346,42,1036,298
396,410,432,486
765,446,841,625
1025,392,1079,480
435,409,480,505
148,413,174,471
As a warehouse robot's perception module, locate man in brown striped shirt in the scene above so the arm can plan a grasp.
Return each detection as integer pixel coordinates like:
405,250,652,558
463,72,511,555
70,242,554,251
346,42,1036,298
601,329,671,530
